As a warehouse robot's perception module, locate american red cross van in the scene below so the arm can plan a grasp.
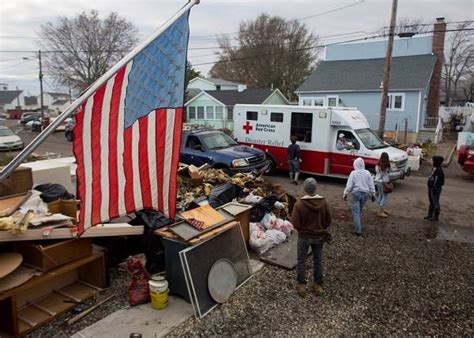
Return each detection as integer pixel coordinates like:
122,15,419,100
234,104,410,180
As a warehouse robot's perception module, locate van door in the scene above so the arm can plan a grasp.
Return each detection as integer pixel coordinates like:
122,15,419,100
330,130,361,175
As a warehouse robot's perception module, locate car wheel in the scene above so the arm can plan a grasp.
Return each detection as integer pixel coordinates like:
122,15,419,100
66,131,73,142
264,158,277,175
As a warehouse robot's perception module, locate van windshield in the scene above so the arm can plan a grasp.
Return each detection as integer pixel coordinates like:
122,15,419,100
200,132,237,150
355,128,389,150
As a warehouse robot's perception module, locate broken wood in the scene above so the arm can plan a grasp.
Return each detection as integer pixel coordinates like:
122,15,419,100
66,295,114,325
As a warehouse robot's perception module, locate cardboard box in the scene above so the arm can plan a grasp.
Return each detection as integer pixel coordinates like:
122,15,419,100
47,199,79,223
0,166,33,197
14,238,93,272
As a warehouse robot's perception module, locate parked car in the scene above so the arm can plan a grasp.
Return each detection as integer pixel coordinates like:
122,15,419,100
20,112,41,124
64,118,75,141
0,126,24,151
180,129,269,175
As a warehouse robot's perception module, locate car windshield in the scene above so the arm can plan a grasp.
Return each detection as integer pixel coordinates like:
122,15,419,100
355,128,388,150
0,129,15,137
200,132,238,150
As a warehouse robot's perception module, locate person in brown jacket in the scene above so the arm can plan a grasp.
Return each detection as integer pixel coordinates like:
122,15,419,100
291,177,331,297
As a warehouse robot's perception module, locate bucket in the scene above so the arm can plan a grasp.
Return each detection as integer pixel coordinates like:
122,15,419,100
149,279,169,310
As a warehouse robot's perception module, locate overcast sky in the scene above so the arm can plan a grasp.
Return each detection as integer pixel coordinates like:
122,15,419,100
0,0,472,96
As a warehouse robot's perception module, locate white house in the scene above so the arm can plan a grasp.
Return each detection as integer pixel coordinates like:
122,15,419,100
0,90,24,113
188,77,247,92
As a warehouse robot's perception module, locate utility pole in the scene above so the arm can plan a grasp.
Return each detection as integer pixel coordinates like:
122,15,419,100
38,50,45,129
377,0,398,139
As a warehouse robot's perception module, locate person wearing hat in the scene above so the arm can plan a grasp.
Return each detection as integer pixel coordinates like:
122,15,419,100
425,156,445,221
291,177,332,297
336,133,351,150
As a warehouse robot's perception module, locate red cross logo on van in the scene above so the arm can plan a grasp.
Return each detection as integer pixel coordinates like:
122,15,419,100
243,121,253,134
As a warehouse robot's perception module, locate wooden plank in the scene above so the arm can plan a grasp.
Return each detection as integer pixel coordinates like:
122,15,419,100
0,192,31,217
0,224,144,242
188,221,239,245
259,232,310,270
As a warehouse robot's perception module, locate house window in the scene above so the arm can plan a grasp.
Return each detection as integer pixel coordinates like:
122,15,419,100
227,107,234,121
206,106,214,119
386,93,405,110
197,106,205,119
314,98,324,106
302,99,312,106
270,112,283,123
215,106,223,120
327,96,338,107
291,112,313,143
188,106,196,119
246,111,258,121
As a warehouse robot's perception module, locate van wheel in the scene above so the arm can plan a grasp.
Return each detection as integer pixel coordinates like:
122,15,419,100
264,158,277,175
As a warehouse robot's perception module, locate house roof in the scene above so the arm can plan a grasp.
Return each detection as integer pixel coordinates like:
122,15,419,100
205,88,275,105
51,99,70,106
0,90,22,105
204,77,244,86
186,88,202,101
24,96,38,105
296,54,436,92
46,92,70,99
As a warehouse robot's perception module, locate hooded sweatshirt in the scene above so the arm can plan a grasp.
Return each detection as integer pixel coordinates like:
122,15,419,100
343,157,375,196
291,194,331,239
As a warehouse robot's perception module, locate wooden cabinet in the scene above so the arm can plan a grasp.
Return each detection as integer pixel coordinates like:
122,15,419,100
0,251,108,337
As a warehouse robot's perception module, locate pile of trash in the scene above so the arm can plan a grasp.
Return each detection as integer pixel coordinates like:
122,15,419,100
177,165,296,254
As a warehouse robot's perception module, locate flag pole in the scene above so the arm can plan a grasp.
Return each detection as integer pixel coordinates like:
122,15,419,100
0,0,200,181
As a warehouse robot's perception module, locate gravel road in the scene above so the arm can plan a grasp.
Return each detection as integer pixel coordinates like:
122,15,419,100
170,210,473,336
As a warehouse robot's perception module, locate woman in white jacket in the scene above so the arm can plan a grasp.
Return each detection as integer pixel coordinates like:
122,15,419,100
374,152,390,218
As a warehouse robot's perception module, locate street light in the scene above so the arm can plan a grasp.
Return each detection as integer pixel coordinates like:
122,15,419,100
23,50,44,128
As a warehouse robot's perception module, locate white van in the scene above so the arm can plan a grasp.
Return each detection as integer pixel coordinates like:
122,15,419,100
233,104,410,180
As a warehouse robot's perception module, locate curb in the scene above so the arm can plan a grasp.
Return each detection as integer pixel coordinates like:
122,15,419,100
442,144,457,167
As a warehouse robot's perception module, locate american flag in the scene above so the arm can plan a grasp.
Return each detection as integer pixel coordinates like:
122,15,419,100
73,11,190,232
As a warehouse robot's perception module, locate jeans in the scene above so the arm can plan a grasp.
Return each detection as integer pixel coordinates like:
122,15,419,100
428,186,442,218
288,159,300,174
296,236,323,285
375,182,387,208
351,191,370,234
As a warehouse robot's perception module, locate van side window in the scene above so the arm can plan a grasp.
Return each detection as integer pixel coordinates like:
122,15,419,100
270,112,283,123
246,111,258,121
291,112,312,143
335,131,360,150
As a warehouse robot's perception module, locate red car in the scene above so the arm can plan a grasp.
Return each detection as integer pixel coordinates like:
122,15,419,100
458,145,474,174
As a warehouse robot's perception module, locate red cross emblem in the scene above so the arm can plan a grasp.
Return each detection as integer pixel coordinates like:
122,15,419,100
243,121,253,134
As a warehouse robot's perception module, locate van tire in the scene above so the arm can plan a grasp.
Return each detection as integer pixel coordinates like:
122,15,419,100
264,157,277,175
213,164,233,177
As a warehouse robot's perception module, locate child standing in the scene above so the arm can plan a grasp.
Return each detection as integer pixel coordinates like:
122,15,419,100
288,135,301,185
424,156,445,221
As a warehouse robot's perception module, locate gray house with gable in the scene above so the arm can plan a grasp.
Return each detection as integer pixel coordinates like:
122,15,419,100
296,19,446,143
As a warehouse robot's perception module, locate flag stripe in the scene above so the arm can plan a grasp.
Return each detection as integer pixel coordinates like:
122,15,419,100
163,109,175,217
117,63,132,217
155,109,166,212
138,117,152,208
123,126,135,214
131,122,143,210
107,68,126,219
147,110,158,208
73,106,86,232
169,107,184,219
82,99,94,229
99,80,113,222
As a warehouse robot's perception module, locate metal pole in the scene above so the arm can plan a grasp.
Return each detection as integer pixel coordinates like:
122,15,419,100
377,0,398,139
39,50,44,125
0,0,199,181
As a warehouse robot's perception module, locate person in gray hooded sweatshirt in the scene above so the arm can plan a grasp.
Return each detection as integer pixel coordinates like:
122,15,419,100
292,178,331,297
343,157,376,236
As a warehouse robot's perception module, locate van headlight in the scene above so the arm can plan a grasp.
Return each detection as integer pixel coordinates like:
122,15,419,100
390,161,398,171
232,159,248,167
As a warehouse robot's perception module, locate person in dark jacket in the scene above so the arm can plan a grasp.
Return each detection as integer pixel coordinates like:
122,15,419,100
424,156,445,221
288,135,301,185
291,178,331,297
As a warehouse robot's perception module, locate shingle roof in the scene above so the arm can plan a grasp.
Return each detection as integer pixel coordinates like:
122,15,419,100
24,96,37,105
51,99,70,106
0,90,22,105
204,77,244,86
206,88,274,105
186,88,202,101
296,54,436,92
46,92,70,99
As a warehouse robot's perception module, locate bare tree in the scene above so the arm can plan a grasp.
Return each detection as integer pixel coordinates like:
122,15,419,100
39,10,138,92
395,17,428,35
442,22,473,106
210,14,318,99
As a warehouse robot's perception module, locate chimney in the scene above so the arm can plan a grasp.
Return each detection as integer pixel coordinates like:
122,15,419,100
427,17,446,117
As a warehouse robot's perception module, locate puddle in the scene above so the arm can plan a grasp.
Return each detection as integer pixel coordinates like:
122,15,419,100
425,223,474,244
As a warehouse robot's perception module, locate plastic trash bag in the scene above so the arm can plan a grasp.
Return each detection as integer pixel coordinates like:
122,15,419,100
127,254,151,306
209,183,242,208
266,229,287,246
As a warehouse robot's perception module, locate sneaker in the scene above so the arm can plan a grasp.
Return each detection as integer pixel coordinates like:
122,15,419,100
296,284,306,297
354,232,363,238
377,211,388,218
313,283,323,296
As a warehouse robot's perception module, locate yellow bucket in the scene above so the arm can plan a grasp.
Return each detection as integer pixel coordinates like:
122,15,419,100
149,279,169,310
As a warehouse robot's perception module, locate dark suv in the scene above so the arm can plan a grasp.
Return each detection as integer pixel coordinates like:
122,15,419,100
180,129,269,175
